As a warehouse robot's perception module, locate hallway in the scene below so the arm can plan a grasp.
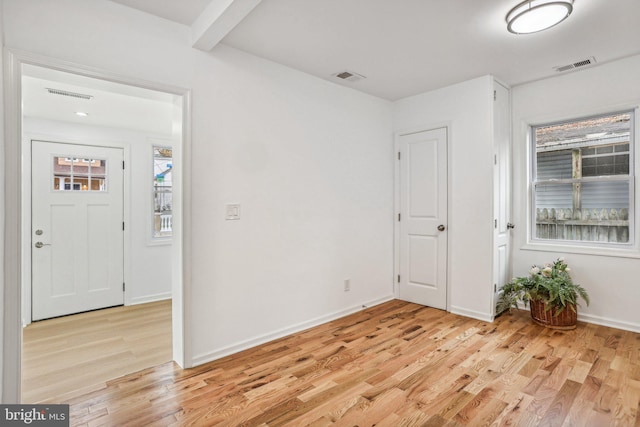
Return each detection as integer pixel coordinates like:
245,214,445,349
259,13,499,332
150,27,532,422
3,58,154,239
22,300,172,403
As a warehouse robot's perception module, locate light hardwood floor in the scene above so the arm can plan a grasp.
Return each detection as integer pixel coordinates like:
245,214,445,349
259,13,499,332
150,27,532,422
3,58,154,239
64,299,639,426
22,300,172,404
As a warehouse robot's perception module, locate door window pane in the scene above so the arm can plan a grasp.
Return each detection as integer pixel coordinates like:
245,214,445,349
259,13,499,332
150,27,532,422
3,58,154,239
53,156,107,192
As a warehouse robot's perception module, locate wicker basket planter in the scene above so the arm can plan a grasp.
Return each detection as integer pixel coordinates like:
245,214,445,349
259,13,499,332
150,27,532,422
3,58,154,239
529,298,577,330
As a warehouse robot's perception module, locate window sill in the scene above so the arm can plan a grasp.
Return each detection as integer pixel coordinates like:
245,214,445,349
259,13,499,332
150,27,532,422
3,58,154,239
522,241,640,259
147,237,172,247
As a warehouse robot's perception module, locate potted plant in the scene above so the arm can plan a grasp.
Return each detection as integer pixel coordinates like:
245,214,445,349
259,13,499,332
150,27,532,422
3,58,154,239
497,258,589,330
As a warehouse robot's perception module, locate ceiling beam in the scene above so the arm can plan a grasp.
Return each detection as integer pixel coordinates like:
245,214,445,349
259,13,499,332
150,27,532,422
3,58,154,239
191,0,262,51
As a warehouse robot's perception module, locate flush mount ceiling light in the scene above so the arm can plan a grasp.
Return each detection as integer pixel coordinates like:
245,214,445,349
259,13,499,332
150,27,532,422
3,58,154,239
75,111,89,117
506,0,573,34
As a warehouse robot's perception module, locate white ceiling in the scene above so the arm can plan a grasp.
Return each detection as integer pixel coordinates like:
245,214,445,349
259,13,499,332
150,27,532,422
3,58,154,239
110,0,212,26
22,65,176,135
108,0,640,100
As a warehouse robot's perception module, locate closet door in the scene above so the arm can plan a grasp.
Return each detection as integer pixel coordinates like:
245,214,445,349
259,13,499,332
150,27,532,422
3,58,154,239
492,81,512,313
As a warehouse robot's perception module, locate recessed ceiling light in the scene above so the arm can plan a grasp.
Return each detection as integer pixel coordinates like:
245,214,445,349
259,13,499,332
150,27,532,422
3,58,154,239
506,0,573,34
75,111,89,117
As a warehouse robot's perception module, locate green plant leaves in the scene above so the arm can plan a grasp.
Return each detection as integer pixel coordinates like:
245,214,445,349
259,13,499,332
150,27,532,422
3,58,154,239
496,258,589,315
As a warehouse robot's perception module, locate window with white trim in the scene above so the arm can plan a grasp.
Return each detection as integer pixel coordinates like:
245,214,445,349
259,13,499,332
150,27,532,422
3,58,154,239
532,111,634,245
153,146,173,239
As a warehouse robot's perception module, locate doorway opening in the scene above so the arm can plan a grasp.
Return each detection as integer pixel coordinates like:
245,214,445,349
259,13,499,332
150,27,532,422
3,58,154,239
2,53,190,403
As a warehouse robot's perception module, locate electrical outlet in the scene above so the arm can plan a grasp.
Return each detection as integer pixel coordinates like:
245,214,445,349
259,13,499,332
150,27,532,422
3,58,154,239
344,279,350,292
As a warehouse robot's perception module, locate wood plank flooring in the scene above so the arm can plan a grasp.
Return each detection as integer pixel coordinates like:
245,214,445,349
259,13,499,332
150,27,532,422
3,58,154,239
22,300,172,404
64,300,639,426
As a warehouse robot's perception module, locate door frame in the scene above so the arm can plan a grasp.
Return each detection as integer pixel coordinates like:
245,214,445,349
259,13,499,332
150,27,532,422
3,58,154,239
2,49,193,402
25,139,128,324
394,123,452,311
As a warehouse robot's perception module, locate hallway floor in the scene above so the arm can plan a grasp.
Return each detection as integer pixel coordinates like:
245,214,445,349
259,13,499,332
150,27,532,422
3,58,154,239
22,299,172,403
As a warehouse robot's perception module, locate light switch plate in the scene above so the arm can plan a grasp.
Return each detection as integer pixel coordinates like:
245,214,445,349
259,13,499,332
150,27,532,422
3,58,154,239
225,204,241,220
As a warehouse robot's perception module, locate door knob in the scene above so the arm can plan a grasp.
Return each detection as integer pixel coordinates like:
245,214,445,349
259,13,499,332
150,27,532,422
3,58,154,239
437,225,446,231
507,223,515,229
34,241,51,249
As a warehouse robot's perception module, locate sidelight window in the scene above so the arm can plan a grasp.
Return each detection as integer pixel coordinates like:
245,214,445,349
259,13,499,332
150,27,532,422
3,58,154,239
152,146,173,239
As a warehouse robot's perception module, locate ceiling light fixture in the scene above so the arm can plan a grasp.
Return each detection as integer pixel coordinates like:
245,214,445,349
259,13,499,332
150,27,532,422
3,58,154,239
506,0,573,34
75,111,89,117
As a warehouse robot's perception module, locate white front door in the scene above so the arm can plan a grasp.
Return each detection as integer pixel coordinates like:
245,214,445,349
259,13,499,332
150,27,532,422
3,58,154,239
31,141,124,321
398,127,448,310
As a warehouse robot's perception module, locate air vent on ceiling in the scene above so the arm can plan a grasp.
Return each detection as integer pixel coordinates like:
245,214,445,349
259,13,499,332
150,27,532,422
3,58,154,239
553,56,597,73
332,70,366,82
46,88,94,100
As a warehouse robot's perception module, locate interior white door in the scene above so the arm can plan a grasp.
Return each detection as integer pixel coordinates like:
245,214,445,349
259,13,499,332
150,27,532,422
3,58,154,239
32,140,124,321
493,82,512,311
398,127,448,310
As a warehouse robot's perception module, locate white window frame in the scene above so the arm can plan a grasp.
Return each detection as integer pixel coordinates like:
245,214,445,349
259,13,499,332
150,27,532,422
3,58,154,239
528,110,637,255
151,144,173,241
53,155,108,192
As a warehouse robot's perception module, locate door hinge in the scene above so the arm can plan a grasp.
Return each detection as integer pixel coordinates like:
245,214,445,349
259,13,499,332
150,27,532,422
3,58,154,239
494,284,497,292
397,152,401,160
397,275,400,283
494,154,497,165
122,160,125,169
493,90,497,101
494,219,497,229
398,213,401,221
122,222,125,231
123,282,126,292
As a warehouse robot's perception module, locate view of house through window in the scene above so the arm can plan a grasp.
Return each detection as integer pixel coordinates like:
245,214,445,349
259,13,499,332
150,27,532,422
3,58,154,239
53,157,107,192
153,146,173,238
532,111,634,245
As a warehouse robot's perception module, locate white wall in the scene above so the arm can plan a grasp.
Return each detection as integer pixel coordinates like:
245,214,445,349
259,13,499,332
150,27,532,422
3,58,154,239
3,0,395,368
393,76,495,321
21,117,173,321
188,46,394,362
511,54,640,332
0,0,6,402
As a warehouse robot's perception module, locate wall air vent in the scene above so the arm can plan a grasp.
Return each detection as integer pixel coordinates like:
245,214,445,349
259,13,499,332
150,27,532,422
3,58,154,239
332,70,366,82
553,56,597,73
46,88,94,100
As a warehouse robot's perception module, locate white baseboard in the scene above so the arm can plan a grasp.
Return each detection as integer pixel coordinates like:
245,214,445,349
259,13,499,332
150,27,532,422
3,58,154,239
578,313,640,333
503,305,640,333
449,305,494,322
129,292,172,306
23,292,173,325
191,294,395,367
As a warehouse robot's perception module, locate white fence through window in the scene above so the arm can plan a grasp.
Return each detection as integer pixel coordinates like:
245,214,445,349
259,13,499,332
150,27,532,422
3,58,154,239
535,207,629,243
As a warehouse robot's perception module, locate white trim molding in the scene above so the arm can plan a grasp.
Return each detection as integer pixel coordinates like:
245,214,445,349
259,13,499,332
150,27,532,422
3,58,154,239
578,313,640,334
502,305,640,333
130,293,172,306
192,295,395,367
449,305,495,323
2,49,193,402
